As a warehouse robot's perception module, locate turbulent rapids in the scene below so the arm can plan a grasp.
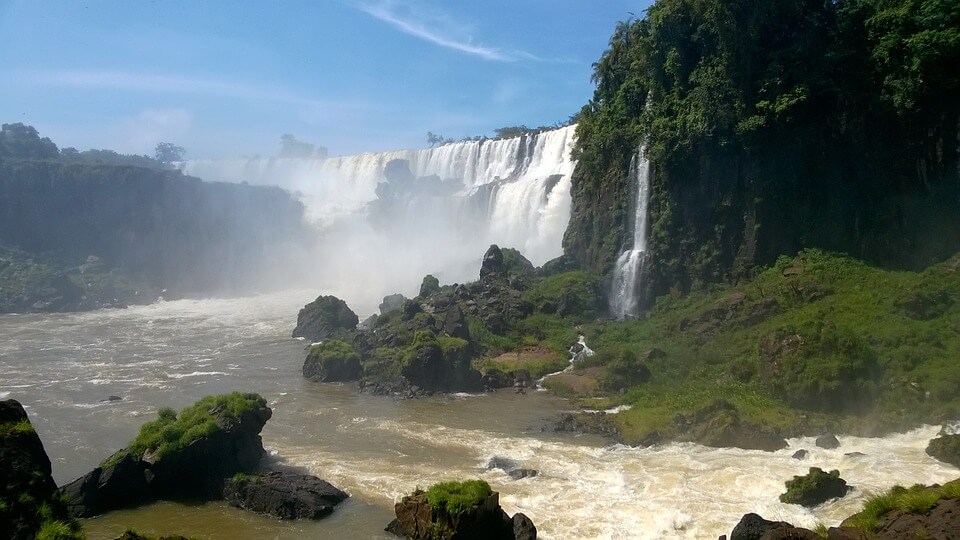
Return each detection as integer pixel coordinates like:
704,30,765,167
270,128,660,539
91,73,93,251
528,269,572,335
179,127,577,308
1,294,957,539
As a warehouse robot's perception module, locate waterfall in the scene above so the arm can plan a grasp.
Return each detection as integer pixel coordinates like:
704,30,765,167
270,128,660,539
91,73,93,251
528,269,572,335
609,147,652,319
178,126,577,309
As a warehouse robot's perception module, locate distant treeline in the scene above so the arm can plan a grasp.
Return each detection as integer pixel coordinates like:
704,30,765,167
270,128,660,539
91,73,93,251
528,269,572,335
0,122,169,168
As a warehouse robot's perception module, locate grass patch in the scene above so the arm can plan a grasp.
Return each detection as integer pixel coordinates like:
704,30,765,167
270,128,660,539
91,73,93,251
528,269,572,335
103,392,265,467
424,479,493,516
845,480,960,531
0,419,35,437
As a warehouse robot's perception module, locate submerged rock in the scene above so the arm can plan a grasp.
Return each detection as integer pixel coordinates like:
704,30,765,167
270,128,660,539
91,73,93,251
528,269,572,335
816,433,841,449
223,471,348,520
792,449,809,460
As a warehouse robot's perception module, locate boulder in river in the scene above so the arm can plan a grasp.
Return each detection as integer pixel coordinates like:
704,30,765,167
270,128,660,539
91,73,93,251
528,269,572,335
302,340,363,382
292,295,359,342
60,392,272,518
792,449,808,460
673,400,787,451
925,433,960,468
385,480,535,539
222,471,348,520
728,513,814,540
816,433,841,449
779,467,850,507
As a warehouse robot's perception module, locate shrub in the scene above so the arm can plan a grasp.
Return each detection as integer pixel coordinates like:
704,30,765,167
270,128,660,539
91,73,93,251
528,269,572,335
424,480,493,516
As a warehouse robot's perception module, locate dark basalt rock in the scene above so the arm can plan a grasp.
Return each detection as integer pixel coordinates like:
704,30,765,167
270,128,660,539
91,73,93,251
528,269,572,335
729,513,818,540
302,340,363,383
508,469,538,480
444,303,471,342
420,275,441,298
223,471,348,520
115,530,190,540
0,399,74,539
486,457,519,472
480,245,505,282
292,295,359,342
816,433,841,449
779,467,850,507
60,395,272,518
380,293,408,315
554,412,622,440
386,490,535,539
926,433,960,468
792,449,809,460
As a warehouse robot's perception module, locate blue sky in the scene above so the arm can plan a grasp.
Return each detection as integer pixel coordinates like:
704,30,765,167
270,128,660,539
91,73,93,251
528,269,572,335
0,0,649,158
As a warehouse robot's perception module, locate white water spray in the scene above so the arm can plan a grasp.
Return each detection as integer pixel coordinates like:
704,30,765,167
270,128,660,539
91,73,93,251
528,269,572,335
610,147,652,319
179,127,577,308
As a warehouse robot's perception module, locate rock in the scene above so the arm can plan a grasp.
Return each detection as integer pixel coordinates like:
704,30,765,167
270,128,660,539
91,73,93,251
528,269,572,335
480,245,505,281
673,401,787,451
292,295,359,342
380,294,408,315
639,348,667,361
482,369,514,390
926,434,960,467
444,303,471,341
114,530,190,540
358,314,379,331
554,412,621,440
401,339,483,393
222,471,348,520
0,399,76,539
385,485,534,539
420,275,441,298
486,457,519,472
792,449,808,460
779,467,850,507
60,393,272,518
508,469,538,480
816,433,841,449
870,497,960,538
512,513,537,540
844,452,866,458
729,513,799,540
101,395,123,402
302,340,363,382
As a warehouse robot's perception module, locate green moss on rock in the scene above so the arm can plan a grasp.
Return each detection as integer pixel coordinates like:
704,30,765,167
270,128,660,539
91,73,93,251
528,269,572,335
779,467,850,507
424,479,493,516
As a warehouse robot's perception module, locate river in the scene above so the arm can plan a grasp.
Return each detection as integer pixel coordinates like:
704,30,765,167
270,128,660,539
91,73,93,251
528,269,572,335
1,291,956,539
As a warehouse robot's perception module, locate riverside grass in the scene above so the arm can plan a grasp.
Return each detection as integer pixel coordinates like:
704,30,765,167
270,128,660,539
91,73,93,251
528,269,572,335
497,250,960,444
844,480,960,532
424,480,493,516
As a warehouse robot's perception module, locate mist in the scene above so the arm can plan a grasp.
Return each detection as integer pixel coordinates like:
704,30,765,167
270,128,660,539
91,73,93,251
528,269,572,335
178,125,577,315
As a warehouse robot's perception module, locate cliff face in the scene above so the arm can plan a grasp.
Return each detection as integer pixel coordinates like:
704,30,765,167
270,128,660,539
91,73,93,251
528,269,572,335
563,0,960,308
0,159,307,297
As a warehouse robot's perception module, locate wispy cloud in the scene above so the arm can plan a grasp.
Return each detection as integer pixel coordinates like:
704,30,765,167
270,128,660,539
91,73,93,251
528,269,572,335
357,0,528,62
10,69,375,111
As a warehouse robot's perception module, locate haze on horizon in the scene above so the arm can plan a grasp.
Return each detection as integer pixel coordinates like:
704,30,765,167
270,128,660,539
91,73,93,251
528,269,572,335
0,0,648,159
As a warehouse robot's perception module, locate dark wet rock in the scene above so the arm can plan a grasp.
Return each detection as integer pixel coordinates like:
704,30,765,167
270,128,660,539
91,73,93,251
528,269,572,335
673,400,787,451
554,412,621,440
792,449,809,460
385,489,535,539
419,275,441,298
292,295,359,342
867,497,960,539
101,395,123,402
816,433,841,449
779,467,850,507
444,303,471,341
302,340,364,383
115,530,190,540
926,433,960,467
486,457,519,472
482,369,514,390
729,513,800,540
508,469,538,480
60,393,272,518
537,254,576,277
380,293,408,315
480,245,505,282
222,471,348,520
0,399,75,539
844,452,866,458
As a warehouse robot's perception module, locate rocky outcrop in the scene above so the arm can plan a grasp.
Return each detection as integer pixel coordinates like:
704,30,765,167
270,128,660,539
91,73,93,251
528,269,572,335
0,399,77,539
60,393,272,518
926,433,960,468
302,340,363,382
779,467,850,507
486,456,538,480
673,401,787,451
292,295,359,342
728,513,815,540
855,497,960,539
222,472,348,520
380,294,408,315
386,488,535,540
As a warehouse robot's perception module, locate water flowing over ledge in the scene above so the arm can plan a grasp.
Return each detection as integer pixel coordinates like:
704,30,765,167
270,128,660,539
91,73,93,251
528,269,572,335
610,147,652,319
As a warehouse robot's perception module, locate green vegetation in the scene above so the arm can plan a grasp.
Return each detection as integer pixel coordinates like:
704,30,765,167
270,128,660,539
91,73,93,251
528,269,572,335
565,0,960,302
424,480,493,516
103,393,265,467
0,418,35,437
523,271,601,318
779,468,847,506
530,251,960,443
845,480,960,532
